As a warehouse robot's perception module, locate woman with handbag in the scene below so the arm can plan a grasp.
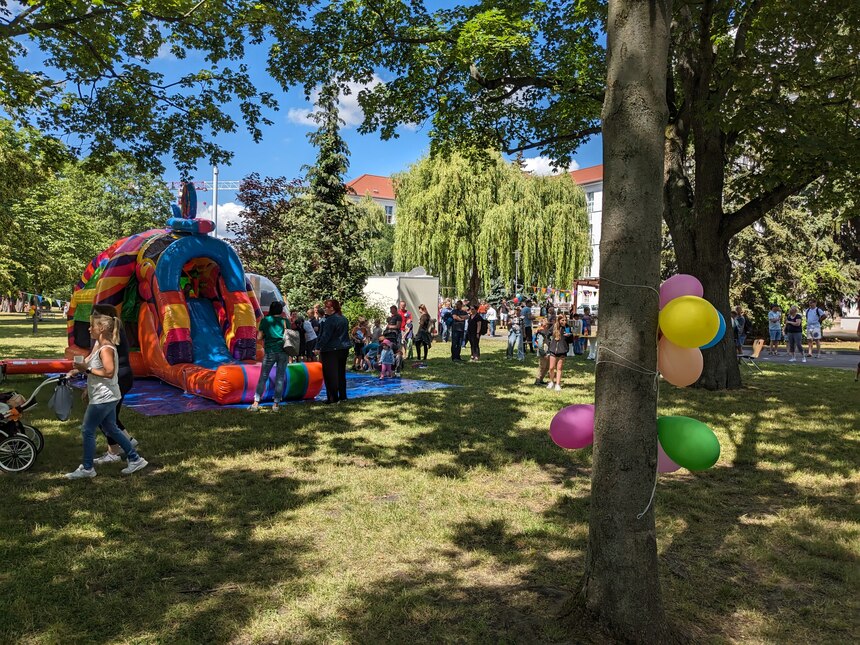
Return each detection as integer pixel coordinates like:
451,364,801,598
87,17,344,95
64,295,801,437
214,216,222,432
315,299,353,404
414,304,433,362
249,301,289,411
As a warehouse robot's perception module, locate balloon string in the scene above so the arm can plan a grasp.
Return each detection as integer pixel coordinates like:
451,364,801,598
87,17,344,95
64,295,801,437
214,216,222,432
587,278,663,520
594,346,660,392
637,471,658,519
598,276,660,297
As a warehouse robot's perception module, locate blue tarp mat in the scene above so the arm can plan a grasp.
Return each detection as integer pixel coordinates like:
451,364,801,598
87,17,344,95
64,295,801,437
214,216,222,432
69,371,454,416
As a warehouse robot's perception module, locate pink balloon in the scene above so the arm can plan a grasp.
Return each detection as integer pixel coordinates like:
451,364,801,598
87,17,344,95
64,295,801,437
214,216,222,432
659,274,704,309
549,404,595,450
658,441,681,473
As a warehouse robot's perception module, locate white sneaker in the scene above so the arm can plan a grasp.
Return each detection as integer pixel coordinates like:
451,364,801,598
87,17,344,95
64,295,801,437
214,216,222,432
121,457,148,475
66,465,96,479
801,357,807,363
788,358,796,362
93,452,121,465
554,383,562,391
546,381,554,389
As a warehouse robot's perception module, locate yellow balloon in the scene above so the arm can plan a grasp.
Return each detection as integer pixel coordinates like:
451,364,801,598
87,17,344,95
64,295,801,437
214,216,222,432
658,296,719,348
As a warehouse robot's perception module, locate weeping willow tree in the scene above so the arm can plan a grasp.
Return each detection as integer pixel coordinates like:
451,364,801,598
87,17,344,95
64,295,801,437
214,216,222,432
393,152,589,299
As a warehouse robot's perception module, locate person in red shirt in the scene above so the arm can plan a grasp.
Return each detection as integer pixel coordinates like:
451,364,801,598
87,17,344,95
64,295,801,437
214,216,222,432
398,300,412,332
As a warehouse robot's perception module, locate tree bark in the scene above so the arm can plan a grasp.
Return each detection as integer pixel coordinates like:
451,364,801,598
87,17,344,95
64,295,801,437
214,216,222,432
584,0,670,641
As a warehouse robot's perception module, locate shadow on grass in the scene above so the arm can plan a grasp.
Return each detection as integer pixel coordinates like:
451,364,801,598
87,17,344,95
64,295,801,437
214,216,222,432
0,464,332,642
0,340,856,642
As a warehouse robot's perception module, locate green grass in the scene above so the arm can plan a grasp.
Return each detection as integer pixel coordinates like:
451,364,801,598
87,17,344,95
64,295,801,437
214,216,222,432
0,314,858,643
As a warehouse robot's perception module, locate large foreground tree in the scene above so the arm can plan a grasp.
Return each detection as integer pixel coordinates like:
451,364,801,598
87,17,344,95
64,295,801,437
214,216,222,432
585,0,671,638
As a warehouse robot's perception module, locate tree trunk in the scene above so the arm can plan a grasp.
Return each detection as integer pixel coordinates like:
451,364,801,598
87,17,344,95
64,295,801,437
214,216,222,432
673,233,742,389
583,0,670,641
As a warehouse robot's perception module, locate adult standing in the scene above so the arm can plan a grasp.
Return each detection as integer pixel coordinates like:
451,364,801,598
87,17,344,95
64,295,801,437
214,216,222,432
486,303,498,336
767,304,783,356
521,299,535,353
439,299,452,341
249,301,288,411
734,306,747,356
804,299,827,359
289,310,306,362
315,299,352,404
384,305,404,375
449,300,468,362
414,304,433,361
467,306,487,361
303,311,318,361
499,299,509,330
91,304,139,463
580,306,593,356
784,306,804,362
398,300,412,334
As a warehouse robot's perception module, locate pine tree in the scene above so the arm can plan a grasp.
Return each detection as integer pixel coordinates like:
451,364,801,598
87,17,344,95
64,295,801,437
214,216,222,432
280,80,369,310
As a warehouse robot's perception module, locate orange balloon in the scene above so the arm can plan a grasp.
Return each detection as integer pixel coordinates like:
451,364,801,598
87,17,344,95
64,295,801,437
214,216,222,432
658,336,703,387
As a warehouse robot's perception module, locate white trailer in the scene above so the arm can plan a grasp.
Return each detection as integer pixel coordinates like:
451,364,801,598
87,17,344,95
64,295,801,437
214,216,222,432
364,269,440,322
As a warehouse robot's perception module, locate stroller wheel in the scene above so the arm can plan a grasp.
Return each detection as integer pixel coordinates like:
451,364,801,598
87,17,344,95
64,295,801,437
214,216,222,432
0,435,37,473
21,425,44,454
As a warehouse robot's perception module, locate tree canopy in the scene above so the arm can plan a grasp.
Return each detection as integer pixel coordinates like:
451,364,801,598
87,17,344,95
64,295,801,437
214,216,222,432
0,0,276,173
6,154,170,298
393,152,589,299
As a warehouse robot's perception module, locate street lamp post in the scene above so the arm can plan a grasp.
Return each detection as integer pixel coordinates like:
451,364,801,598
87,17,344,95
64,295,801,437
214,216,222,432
212,166,219,238
514,249,521,295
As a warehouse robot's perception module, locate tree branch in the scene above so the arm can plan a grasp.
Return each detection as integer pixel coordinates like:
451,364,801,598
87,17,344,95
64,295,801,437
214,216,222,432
503,127,601,155
720,169,823,241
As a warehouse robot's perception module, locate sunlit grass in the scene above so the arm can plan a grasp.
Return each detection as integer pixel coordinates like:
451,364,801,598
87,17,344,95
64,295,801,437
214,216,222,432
0,314,857,643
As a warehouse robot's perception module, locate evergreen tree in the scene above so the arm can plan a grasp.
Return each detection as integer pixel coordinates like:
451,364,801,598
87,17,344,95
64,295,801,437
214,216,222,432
280,80,369,310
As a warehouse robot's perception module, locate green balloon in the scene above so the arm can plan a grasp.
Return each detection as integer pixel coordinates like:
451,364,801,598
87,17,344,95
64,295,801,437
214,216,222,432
657,416,720,471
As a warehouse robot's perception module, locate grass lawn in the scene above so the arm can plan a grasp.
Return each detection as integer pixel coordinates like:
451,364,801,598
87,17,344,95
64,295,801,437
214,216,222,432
0,315,857,644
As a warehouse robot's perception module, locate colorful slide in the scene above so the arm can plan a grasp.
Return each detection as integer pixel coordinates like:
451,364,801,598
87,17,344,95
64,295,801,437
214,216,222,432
1,182,322,405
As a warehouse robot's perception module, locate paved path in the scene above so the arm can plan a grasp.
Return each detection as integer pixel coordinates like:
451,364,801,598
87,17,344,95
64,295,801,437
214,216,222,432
739,351,859,371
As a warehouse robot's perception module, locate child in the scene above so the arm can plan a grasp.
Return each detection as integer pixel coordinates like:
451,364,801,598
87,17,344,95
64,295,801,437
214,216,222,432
404,320,415,360
533,319,551,385
379,340,395,379
64,311,147,478
351,317,367,370
362,339,380,372
370,319,383,343
571,313,584,355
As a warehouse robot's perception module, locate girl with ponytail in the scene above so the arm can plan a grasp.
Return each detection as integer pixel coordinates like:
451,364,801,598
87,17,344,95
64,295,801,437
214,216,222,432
65,311,148,479
89,304,139,465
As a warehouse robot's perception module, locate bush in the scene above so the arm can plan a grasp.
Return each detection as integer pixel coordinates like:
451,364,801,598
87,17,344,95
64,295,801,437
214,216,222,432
342,296,386,328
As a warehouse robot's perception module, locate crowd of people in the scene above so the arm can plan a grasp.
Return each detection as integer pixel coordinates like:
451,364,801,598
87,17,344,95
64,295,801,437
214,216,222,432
731,299,832,362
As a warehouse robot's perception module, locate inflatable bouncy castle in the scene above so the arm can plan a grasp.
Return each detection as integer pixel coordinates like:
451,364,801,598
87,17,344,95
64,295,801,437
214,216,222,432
2,183,323,405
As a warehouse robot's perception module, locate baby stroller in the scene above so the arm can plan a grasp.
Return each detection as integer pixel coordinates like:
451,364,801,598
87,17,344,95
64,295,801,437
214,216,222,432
0,375,60,473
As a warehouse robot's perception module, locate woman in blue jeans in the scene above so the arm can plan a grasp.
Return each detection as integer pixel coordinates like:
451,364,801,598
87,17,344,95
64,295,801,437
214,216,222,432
65,312,147,479
249,300,289,411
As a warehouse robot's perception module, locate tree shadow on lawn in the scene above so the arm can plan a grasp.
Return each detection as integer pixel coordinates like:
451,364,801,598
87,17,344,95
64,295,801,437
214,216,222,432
0,465,334,643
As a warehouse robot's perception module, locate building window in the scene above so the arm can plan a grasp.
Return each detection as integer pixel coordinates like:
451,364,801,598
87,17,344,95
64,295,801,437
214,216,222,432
586,192,595,213
385,205,394,225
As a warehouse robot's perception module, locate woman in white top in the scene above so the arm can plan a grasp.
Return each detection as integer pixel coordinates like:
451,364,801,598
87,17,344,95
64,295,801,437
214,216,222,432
65,312,148,479
486,305,498,336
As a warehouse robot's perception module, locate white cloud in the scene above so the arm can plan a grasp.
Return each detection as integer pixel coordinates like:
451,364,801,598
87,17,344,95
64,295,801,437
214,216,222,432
196,202,244,238
156,43,176,60
522,156,580,176
287,76,384,128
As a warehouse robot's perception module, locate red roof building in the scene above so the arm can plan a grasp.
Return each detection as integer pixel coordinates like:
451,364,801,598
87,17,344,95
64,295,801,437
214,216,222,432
346,174,397,224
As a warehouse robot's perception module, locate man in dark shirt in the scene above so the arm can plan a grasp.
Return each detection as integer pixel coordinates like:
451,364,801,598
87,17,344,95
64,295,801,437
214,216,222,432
450,300,468,362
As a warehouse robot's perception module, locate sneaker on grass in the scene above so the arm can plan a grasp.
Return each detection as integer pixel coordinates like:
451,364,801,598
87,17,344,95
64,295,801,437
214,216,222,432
66,465,96,479
93,452,121,465
121,457,148,475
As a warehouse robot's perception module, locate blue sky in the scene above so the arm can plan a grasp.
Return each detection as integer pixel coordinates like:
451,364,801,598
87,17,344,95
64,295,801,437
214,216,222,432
159,45,604,232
